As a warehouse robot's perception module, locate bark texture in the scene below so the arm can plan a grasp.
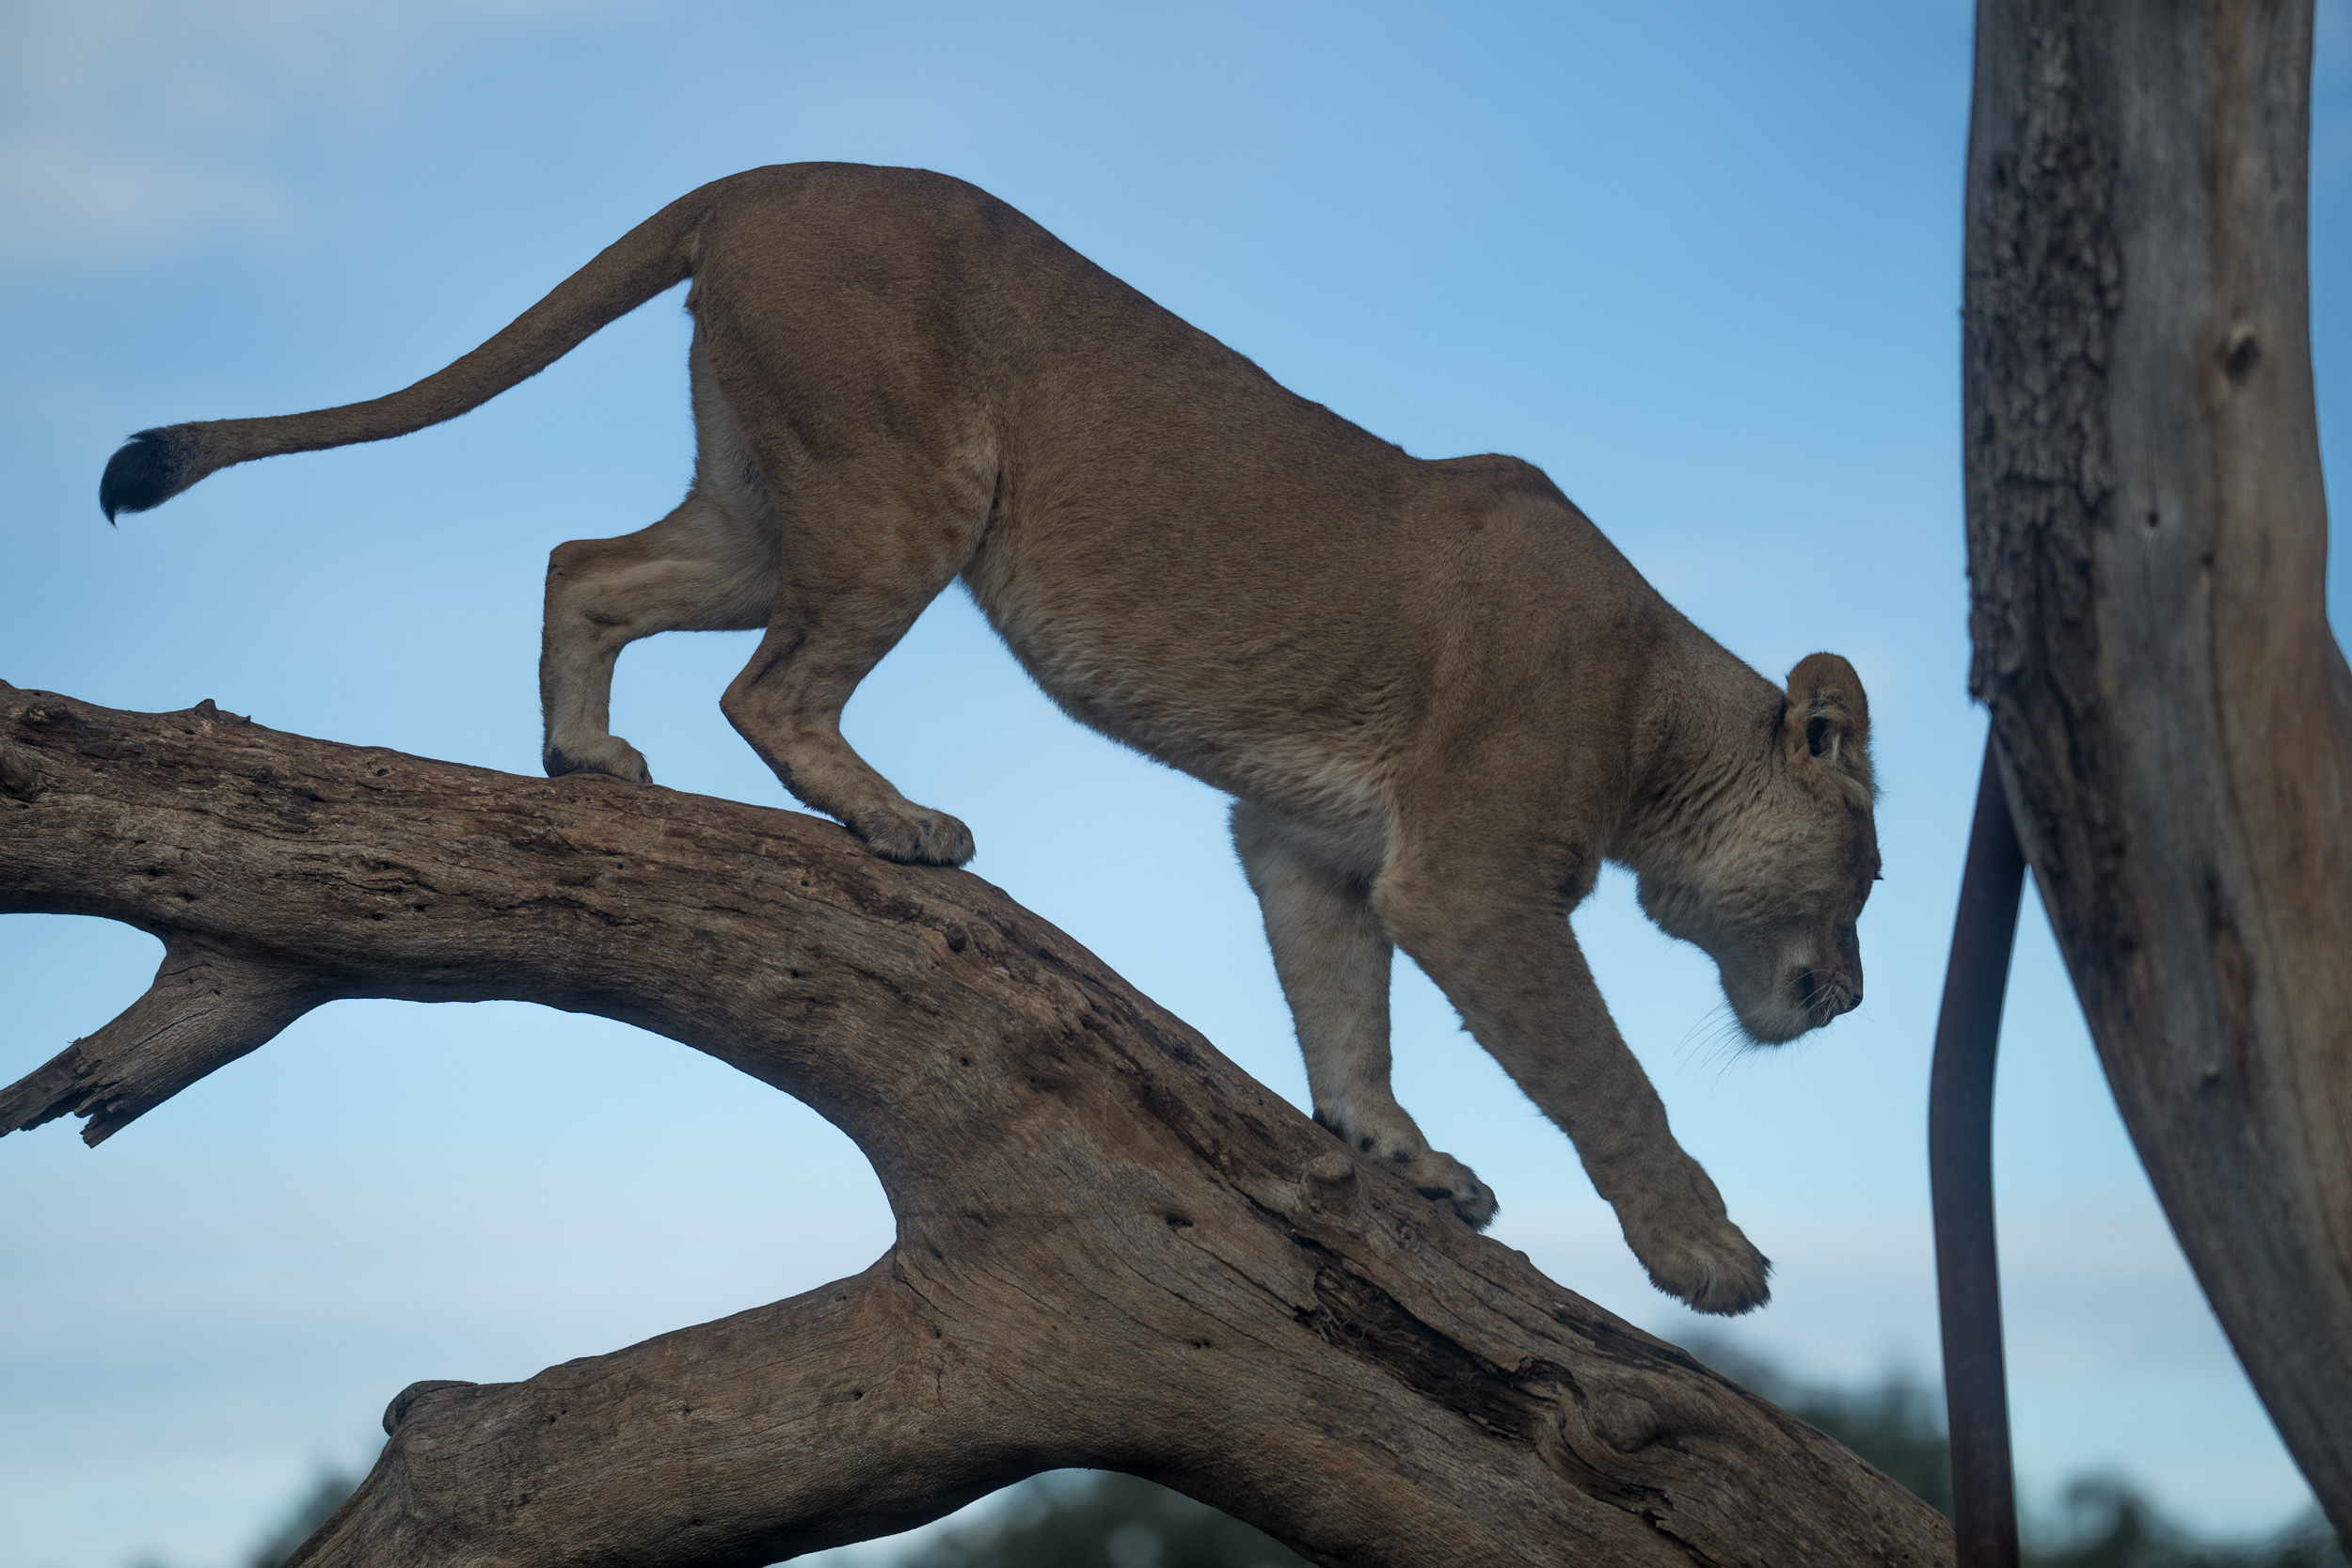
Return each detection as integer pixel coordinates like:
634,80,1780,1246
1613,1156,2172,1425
1963,0,2351,1535
0,682,1953,1567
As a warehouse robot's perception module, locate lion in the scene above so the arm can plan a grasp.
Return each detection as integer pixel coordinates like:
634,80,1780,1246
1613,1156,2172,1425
100,163,1878,1315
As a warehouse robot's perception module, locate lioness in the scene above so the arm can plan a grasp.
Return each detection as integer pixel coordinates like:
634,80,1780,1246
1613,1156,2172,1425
101,163,1877,1315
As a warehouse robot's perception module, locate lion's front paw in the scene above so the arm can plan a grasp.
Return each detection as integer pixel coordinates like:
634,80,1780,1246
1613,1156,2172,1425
852,803,977,867
1622,1203,1772,1316
545,736,653,784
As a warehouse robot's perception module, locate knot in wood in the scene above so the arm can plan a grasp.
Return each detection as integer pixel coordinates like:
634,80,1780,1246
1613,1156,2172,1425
0,742,41,800
2221,324,2262,385
1306,1153,1356,1187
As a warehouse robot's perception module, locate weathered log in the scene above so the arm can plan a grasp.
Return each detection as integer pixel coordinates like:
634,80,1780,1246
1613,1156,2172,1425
1963,0,2351,1537
0,681,1952,1567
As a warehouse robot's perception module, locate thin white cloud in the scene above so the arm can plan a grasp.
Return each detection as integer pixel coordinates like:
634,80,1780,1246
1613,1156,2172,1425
0,0,627,269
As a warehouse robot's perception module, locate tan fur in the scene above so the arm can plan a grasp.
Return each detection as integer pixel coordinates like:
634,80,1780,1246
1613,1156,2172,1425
108,164,1880,1314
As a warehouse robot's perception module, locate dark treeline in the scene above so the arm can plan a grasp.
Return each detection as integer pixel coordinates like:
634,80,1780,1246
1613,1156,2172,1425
1684,1339,2344,1568
166,1343,2343,1568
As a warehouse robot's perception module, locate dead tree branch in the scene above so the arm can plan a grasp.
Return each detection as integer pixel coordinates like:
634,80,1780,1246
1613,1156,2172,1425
1963,0,2351,1536
0,680,1950,1567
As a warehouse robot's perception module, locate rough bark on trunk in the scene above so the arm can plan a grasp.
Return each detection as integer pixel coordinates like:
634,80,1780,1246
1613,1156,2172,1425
0,682,1950,1567
1963,0,2351,1536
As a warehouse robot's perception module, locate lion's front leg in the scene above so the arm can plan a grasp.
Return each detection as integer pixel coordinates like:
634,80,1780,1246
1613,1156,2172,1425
1372,841,1771,1316
1232,802,1497,1227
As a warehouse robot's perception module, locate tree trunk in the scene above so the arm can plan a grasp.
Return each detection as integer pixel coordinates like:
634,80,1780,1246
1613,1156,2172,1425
0,681,1949,1567
1963,0,2351,1536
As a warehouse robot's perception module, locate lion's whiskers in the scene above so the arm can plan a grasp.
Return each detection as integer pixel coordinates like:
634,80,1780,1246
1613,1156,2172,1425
1675,1001,1758,1081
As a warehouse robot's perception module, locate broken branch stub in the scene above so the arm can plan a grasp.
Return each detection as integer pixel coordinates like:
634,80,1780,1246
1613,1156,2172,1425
0,681,1951,1567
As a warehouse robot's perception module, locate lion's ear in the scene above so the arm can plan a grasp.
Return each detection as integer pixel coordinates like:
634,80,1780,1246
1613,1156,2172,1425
1784,653,1873,800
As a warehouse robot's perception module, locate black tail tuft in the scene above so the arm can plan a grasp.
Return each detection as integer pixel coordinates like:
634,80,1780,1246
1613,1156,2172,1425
99,428,187,522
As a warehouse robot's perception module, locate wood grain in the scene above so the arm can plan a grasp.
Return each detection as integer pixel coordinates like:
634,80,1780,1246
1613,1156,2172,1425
0,682,1951,1567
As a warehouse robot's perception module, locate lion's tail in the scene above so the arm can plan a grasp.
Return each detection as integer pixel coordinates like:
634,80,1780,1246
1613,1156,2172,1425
99,182,721,521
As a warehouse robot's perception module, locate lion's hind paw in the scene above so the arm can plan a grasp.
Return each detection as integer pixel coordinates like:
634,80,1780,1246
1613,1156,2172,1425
545,736,654,784
1408,1149,1499,1231
853,803,976,867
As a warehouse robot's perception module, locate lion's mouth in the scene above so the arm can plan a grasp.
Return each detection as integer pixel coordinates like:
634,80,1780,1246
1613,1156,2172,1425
1793,967,1861,1025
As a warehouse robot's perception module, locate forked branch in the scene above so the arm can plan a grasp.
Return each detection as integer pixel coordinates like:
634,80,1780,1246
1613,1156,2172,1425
0,680,1951,1568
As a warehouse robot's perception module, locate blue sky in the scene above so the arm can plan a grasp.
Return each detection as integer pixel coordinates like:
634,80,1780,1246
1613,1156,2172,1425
1,2,2345,1563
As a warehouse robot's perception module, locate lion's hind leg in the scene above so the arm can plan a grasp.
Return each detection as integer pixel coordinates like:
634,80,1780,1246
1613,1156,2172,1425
1232,801,1498,1227
541,489,778,783
714,460,989,867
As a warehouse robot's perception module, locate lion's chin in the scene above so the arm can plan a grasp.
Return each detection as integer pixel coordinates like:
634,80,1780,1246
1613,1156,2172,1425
1724,995,1813,1047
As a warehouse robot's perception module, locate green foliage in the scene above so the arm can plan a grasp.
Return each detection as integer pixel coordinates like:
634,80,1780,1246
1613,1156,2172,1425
246,1467,361,1568
2026,1479,2346,1568
893,1471,1307,1568
1689,1335,1955,1517
882,1457,2344,1568
1685,1337,2341,1568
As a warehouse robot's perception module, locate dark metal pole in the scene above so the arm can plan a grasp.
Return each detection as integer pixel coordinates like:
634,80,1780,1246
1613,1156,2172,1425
1931,736,2028,1568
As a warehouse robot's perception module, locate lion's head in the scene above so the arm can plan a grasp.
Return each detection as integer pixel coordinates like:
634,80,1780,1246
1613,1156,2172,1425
1635,653,1880,1045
